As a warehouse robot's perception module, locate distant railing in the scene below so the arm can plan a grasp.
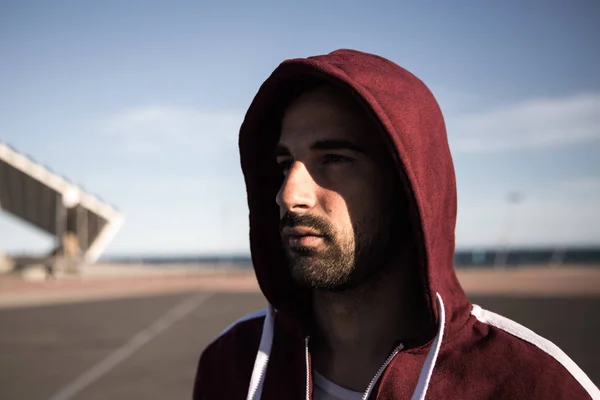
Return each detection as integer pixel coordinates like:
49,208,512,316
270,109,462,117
101,247,600,268
454,247,600,268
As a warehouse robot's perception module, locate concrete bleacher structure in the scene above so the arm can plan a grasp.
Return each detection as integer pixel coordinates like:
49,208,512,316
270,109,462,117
0,140,123,275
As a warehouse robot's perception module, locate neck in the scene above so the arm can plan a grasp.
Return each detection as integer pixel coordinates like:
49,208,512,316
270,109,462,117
310,255,431,391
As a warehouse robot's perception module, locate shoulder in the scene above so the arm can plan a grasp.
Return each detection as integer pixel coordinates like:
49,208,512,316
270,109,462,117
468,305,599,399
215,308,268,345
193,309,267,399
201,308,267,361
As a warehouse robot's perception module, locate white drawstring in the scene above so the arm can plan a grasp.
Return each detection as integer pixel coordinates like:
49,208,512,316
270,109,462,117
410,292,446,400
245,293,446,400
246,304,275,400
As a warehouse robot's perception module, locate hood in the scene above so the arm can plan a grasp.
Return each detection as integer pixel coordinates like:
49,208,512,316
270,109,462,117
239,49,470,339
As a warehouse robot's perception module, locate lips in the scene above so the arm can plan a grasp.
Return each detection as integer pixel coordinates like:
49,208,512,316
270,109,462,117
281,226,323,237
281,226,325,248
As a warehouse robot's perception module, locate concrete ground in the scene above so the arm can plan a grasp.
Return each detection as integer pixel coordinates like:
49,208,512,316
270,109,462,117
0,267,598,399
0,291,265,400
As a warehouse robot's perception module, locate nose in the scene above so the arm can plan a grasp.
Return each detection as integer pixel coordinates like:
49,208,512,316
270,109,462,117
276,161,317,214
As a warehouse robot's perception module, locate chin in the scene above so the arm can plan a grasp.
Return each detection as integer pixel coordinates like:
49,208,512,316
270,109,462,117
289,261,357,292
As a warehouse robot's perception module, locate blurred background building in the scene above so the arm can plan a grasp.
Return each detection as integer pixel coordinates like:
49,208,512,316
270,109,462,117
0,140,123,276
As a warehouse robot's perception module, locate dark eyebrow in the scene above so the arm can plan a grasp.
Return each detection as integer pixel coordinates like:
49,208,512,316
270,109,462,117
274,139,366,158
311,139,366,154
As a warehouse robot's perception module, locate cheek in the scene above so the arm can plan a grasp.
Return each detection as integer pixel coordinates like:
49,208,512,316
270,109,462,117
320,193,352,232
321,187,382,236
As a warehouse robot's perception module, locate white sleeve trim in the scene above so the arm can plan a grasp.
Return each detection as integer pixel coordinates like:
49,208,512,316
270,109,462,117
219,308,268,337
471,305,600,399
204,308,268,349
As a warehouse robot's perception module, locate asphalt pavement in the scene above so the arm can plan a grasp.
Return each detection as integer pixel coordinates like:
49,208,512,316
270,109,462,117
0,292,597,399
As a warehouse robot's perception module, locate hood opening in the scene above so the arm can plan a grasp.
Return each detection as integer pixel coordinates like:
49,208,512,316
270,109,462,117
239,49,470,340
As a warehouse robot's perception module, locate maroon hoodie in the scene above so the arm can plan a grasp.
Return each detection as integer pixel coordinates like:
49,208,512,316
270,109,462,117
194,49,598,399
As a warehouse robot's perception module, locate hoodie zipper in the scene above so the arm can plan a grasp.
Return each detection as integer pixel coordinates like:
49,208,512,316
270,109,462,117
361,343,404,400
305,336,311,400
304,337,403,400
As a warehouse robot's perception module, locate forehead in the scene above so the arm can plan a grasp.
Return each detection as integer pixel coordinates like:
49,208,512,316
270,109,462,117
279,85,374,147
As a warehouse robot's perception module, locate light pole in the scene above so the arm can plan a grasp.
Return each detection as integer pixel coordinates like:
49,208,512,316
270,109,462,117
494,191,524,267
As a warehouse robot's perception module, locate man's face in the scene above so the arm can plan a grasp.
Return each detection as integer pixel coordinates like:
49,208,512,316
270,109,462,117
275,85,400,291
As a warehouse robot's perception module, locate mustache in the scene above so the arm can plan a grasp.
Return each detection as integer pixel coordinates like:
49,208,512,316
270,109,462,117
279,212,334,238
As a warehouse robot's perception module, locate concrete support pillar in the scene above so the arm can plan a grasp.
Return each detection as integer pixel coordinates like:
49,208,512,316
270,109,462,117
52,192,66,277
63,206,82,274
54,188,84,275
78,206,89,253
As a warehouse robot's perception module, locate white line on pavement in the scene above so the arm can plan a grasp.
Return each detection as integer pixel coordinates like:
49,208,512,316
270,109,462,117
48,292,213,400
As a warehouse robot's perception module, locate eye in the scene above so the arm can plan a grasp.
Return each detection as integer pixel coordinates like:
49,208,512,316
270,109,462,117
323,154,352,165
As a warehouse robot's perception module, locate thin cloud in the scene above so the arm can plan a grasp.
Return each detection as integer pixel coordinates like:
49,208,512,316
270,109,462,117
559,177,600,194
456,196,600,247
102,106,245,154
447,93,600,153
106,94,600,155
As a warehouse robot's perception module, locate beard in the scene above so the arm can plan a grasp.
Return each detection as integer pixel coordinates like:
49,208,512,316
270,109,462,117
280,211,393,292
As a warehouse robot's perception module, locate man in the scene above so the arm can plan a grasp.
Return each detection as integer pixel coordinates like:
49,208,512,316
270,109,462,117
194,49,598,399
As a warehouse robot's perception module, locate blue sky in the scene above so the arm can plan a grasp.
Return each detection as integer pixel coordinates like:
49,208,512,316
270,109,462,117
1,1,599,256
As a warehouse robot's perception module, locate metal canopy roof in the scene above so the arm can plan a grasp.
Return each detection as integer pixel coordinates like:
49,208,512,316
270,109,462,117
0,141,123,262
